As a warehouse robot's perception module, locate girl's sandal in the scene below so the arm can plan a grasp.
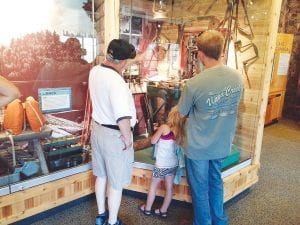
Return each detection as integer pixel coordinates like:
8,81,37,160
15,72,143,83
154,208,168,218
139,204,152,216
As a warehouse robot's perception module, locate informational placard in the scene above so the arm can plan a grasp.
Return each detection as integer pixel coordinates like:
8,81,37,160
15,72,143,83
275,33,293,76
277,53,290,75
38,87,72,113
270,33,294,91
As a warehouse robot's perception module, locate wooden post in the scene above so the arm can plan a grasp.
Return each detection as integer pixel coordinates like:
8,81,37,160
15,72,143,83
252,0,283,165
104,0,120,51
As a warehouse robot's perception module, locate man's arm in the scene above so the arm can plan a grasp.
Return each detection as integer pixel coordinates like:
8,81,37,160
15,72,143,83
0,76,21,107
118,118,132,150
177,83,192,117
125,51,146,68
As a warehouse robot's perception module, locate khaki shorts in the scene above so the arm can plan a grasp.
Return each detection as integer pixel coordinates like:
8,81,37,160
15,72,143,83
91,121,134,190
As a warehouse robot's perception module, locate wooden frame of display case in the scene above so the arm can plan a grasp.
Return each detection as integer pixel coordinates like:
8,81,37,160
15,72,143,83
0,0,282,224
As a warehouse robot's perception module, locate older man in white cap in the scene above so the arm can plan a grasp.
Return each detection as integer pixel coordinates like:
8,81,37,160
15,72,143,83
89,39,137,225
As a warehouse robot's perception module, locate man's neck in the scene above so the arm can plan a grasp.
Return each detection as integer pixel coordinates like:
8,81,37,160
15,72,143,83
204,58,222,69
102,60,123,74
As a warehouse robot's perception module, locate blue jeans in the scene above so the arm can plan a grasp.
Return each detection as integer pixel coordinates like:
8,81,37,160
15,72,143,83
185,157,228,225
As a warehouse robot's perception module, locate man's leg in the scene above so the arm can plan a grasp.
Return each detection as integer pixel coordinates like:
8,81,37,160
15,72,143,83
107,185,123,225
209,159,228,225
91,123,108,224
95,176,107,214
185,157,211,225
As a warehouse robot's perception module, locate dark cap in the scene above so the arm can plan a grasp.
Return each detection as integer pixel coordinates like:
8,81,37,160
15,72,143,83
107,39,136,60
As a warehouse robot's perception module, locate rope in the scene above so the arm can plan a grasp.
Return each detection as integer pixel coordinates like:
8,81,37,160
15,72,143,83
27,100,44,131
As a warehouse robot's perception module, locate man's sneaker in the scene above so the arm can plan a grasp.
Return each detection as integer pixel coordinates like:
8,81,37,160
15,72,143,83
105,219,126,225
95,211,108,225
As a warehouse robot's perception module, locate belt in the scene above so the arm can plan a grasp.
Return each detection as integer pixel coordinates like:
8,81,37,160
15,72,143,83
101,124,120,130
95,121,133,131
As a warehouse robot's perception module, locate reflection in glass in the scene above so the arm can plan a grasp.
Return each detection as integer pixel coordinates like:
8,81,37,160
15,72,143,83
0,0,96,186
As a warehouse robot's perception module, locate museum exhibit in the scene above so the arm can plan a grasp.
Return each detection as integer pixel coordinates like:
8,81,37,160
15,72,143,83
0,0,299,225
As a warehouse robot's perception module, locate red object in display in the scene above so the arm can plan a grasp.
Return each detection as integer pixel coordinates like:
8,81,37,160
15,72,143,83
24,96,46,132
3,99,24,135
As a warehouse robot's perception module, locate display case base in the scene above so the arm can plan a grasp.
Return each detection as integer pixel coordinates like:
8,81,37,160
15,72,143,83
0,163,259,224
128,163,259,203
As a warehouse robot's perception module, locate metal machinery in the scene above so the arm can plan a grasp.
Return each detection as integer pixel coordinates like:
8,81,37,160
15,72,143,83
42,136,85,172
186,35,198,78
0,129,52,187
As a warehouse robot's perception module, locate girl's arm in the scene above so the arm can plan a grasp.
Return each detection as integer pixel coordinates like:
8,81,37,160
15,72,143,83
150,124,170,144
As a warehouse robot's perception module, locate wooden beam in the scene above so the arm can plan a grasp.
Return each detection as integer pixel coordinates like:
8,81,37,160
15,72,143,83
252,0,283,165
104,0,120,52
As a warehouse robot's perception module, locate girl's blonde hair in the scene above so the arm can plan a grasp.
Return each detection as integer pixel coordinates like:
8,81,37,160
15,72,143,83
166,106,186,147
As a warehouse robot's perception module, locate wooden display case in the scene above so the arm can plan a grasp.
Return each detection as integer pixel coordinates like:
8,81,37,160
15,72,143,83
265,90,286,125
0,0,283,224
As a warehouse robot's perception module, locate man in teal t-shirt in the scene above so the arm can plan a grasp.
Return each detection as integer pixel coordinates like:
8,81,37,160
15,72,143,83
178,30,243,225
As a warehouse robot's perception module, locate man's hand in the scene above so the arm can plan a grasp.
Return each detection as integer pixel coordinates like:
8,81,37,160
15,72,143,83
120,135,132,150
118,118,133,151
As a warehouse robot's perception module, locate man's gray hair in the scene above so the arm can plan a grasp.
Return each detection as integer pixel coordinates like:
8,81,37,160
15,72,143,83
106,53,121,64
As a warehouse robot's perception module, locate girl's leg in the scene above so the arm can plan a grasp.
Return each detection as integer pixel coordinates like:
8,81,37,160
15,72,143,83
160,175,174,212
144,176,161,210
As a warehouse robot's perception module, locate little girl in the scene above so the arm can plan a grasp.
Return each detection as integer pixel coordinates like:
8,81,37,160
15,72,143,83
139,106,186,218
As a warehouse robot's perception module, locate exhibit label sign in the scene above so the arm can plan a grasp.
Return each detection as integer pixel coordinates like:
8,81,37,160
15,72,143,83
38,87,72,113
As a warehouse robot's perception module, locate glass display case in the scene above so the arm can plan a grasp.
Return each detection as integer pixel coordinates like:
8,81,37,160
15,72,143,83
0,0,282,223
119,0,270,173
0,0,96,195
116,0,280,204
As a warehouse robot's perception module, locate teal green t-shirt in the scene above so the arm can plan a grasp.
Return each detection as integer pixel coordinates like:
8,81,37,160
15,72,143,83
178,65,243,160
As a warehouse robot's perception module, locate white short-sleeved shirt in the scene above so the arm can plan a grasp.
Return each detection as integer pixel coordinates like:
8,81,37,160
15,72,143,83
89,64,136,127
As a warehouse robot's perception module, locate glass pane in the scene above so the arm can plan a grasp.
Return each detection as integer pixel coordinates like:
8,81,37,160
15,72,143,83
120,0,272,171
0,0,96,187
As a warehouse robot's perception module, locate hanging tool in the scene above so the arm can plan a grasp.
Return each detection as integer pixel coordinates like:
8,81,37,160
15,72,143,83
235,40,259,88
201,0,254,39
217,0,235,62
238,0,254,39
